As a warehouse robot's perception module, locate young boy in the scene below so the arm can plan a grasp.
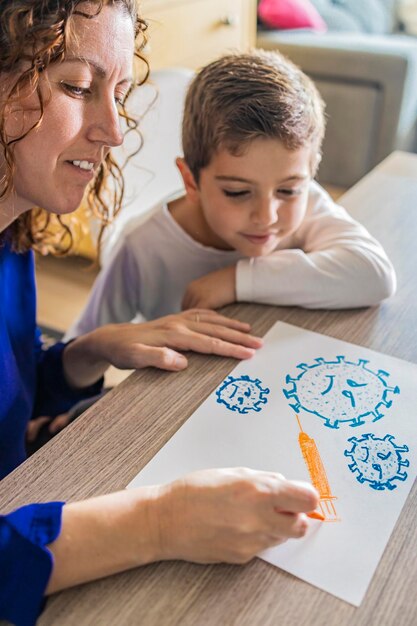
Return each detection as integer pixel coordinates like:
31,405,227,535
67,50,396,338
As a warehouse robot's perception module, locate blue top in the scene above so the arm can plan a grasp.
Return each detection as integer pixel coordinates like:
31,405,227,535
0,240,103,625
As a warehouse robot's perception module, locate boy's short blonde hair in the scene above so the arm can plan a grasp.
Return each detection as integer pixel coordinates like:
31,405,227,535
182,50,326,182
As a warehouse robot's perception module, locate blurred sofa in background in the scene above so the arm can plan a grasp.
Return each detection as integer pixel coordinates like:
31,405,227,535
257,0,417,187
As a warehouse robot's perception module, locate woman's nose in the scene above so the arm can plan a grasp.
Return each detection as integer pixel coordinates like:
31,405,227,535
87,98,124,148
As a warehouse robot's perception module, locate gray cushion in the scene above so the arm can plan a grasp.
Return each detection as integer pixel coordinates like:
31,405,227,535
310,0,397,33
257,28,417,185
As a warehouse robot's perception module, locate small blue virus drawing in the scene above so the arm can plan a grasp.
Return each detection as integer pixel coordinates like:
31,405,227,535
344,433,409,491
216,375,270,414
283,356,400,429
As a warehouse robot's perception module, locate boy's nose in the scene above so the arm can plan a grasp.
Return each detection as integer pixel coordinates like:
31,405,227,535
252,198,279,226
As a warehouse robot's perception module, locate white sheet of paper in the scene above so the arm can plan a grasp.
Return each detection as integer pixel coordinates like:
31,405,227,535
127,322,417,606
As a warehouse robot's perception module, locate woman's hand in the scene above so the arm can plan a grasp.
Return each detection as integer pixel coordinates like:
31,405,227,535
26,414,69,445
151,468,318,564
63,309,262,388
47,467,317,594
96,309,261,368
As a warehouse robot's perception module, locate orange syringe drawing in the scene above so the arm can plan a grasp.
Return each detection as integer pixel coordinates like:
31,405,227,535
295,414,340,522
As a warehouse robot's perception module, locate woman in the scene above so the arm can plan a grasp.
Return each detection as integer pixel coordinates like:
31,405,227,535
0,2,318,624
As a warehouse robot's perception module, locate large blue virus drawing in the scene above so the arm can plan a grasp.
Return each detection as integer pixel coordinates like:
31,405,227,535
283,356,400,429
344,433,409,491
216,375,270,414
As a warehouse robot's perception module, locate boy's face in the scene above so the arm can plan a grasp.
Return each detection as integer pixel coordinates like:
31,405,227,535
180,138,313,257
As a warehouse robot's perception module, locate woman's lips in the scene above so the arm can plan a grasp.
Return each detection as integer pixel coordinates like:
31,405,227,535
65,160,96,181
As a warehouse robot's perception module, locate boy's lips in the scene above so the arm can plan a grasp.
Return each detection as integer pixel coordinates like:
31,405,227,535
241,232,277,244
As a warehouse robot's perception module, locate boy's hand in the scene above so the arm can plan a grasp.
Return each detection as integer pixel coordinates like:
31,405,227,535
182,266,236,310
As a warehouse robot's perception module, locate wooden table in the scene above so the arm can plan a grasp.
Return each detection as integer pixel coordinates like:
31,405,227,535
2,151,417,625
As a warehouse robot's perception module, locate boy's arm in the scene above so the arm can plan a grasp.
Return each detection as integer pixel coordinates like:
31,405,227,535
182,265,237,310
236,184,396,310
65,242,142,340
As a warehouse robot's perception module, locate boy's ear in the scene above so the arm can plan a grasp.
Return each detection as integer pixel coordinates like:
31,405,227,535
310,149,322,178
176,157,200,201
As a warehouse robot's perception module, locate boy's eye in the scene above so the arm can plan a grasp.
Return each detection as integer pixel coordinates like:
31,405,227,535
278,188,302,197
223,189,250,198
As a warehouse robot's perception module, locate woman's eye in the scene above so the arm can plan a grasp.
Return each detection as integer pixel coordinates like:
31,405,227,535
223,190,249,198
115,93,128,106
62,83,91,98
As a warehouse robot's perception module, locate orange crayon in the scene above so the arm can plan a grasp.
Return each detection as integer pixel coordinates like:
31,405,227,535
307,511,326,521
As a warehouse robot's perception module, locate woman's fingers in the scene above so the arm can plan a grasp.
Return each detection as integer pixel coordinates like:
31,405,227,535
252,474,318,531
190,335,257,359
270,512,309,540
26,416,51,442
186,320,262,350
121,344,189,371
48,412,75,435
128,338,251,369
93,311,262,372
167,328,257,359
125,314,261,365
271,479,319,515
182,309,253,333
161,312,262,356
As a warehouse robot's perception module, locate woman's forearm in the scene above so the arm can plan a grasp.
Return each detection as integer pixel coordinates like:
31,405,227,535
46,487,163,593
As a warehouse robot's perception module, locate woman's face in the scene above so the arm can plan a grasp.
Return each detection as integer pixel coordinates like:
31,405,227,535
5,3,135,217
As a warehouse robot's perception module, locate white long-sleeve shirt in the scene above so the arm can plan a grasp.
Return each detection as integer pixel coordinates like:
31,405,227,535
66,181,396,339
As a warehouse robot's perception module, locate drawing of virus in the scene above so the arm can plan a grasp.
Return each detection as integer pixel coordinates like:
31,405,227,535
283,356,400,429
344,433,409,491
216,375,270,414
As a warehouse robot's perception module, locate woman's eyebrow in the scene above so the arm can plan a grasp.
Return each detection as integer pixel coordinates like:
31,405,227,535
61,56,133,84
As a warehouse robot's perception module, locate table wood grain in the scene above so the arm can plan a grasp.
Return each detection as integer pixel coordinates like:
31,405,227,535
2,152,417,625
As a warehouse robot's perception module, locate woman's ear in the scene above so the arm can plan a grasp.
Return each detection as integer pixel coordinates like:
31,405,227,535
176,157,200,202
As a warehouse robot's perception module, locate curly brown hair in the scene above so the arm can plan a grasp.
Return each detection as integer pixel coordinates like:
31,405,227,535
0,0,148,254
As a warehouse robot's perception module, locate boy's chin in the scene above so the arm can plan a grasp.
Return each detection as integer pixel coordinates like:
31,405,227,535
249,248,277,258
237,241,281,257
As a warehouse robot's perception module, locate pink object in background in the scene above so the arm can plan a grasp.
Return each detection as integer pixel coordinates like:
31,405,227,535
258,0,327,32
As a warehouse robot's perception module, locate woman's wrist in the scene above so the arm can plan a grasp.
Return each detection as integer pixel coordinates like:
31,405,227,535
145,481,182,562
120,485,168,567
62,329,110,389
